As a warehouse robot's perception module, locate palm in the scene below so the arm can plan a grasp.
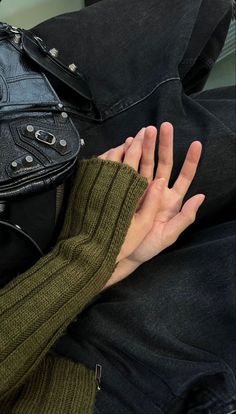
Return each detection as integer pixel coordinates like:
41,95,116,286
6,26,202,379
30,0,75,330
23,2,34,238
129,186,183,263
118,123,205,264
154,185,182,222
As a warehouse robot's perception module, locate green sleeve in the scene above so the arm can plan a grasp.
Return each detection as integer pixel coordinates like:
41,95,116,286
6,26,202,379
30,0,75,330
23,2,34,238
0,157,148,399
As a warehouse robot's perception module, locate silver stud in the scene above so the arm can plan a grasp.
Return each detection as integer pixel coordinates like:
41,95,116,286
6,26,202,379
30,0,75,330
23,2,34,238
68,63,77,73
58,103,63,109
13,34,21,44
80,138,85,146
11,161,18,170
25,155,33,164
59,139,67,147
10,26,19,34
61,112,68,119
26,125,34,133
49,48,59,58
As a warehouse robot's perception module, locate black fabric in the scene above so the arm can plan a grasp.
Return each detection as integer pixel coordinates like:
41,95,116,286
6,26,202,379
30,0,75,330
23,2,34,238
0,189,56,286
31,0,236,412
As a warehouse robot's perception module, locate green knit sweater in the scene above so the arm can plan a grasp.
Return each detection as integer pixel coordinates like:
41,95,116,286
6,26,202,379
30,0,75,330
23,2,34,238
0,157,148,413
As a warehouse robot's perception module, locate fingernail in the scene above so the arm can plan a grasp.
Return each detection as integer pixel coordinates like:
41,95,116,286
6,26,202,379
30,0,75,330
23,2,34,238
125,137,134,143
198,194,205,206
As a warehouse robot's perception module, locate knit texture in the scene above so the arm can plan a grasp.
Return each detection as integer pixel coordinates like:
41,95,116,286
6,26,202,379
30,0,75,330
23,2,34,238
0,157,148,413
0,355,98,414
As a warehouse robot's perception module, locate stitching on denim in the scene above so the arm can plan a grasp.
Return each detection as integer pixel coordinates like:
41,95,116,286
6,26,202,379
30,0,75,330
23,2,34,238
101,77,180,119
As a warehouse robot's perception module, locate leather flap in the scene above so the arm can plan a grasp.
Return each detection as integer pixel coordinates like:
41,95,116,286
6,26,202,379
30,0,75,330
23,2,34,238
22,29,93,102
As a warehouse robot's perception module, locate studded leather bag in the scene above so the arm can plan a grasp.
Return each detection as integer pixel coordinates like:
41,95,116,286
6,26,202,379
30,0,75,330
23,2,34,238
0,22,93,280
0,22,94,199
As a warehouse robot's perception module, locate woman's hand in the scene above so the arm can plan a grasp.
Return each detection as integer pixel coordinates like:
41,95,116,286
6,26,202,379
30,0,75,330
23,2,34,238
98,122,205,288
123,122,205,264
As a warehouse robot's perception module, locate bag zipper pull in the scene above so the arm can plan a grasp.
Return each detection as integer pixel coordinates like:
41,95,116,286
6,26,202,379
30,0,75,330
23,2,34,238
95,364,102,391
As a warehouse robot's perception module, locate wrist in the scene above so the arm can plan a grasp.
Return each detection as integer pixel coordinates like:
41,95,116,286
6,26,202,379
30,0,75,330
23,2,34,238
102,257,140,291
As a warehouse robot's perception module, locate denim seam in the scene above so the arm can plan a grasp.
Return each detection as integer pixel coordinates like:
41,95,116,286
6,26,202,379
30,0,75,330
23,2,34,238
180,54,214,68
100,77,181,120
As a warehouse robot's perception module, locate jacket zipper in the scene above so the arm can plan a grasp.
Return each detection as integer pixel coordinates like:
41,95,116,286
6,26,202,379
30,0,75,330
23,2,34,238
95,364,102,391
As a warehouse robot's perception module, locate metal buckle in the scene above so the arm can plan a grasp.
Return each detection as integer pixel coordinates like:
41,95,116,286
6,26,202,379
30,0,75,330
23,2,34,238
35,130,56,146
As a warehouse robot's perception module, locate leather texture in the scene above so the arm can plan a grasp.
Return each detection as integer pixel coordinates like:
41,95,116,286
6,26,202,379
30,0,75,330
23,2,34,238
22,29,93,101
0,22,86,199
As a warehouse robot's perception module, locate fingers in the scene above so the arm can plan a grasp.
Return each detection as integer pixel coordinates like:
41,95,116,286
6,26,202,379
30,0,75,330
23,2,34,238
98,138,133,161
107,139,132,162
139,126,157,184
138,177,166,224
172,141,202,198
155,122,173,185
124,137,134,150
97,150,109,160
164,193,205,244
123,127,146,169
98,125,156,174
99,128,145,165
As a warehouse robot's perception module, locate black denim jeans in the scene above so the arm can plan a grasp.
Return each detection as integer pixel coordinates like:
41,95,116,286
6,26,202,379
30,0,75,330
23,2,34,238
32,0,236,412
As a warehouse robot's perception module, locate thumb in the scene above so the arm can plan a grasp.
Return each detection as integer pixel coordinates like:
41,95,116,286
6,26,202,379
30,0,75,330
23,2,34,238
138,178,166,224
163,193,205,245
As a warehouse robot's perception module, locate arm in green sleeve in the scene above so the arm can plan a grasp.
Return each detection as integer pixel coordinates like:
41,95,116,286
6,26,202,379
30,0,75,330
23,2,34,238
0,157,148,399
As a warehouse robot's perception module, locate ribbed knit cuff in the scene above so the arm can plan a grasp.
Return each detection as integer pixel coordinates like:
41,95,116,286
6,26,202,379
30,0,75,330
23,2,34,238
59,156,148,241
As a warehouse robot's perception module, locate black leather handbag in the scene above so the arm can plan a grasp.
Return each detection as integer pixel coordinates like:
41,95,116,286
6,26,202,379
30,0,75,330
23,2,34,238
0,22,93,283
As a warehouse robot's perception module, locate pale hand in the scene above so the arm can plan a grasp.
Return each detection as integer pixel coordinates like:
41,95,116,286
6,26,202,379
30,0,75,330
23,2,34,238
98,123,205,289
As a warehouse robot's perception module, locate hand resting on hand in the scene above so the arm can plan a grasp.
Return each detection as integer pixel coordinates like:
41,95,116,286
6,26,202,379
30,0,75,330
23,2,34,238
98,122,205,289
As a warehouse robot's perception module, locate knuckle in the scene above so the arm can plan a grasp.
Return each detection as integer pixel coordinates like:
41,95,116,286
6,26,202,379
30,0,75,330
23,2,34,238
164,160,173,168
159,159,172,167
142,161,155,170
